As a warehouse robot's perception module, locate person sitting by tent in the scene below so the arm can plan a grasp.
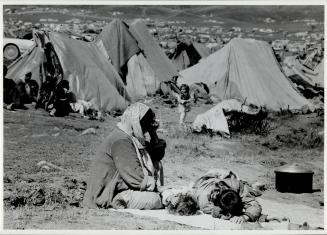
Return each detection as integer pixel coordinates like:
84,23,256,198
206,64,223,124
4,70,37,110
35,74,57,110
3,65,21,110
83,103,166,210
16,72,39,106
49,80,75,117
24,79,39,105
173,84,194,125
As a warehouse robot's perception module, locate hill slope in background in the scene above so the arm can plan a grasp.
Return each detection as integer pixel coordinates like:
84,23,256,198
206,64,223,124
5,5,323,23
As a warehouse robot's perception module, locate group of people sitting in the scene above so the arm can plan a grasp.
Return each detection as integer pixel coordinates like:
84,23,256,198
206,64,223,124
83,102,284,224
3,65,101,119
3,66,39,110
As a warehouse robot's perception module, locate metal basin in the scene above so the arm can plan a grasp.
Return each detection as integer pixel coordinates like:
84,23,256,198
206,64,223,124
275,163,313,193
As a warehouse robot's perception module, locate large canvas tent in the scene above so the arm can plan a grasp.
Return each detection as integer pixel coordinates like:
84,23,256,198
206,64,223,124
6,31,131,112
94,19,178,99
50,32,130,111
179,38,313,111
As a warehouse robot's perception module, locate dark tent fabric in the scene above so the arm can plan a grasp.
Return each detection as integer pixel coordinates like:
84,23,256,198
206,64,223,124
129,19,179,82
171,41,210,71
95,19,141,78
94,19,178,100
179,38,314,111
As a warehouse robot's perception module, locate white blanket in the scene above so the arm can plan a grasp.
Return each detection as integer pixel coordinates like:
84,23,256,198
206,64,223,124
111,198,324,230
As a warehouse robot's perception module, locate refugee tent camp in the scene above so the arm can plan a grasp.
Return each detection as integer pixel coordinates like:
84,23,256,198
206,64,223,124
6,30,131,112
170,40,210,71
6,19,178,111
178,38,314,111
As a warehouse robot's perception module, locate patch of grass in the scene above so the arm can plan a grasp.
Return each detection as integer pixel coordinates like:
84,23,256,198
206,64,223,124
275,128,323,149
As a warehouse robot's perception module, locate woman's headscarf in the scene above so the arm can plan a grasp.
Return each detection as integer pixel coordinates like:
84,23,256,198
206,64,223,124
117,102,150,147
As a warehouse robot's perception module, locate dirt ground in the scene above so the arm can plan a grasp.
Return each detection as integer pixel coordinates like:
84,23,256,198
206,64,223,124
3,97,324,230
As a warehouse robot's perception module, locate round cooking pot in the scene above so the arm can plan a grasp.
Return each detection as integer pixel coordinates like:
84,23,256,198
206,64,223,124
275,163,313,193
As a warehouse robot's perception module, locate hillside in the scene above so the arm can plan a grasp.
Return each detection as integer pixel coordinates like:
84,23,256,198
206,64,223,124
4,5,323,25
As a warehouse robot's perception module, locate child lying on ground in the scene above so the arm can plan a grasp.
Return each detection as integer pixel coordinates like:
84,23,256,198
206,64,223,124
158,169,288,224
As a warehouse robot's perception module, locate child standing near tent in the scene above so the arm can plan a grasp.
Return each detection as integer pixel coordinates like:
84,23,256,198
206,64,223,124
174,84,193,125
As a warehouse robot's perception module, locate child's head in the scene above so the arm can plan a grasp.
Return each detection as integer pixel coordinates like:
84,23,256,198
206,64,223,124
166,193,198,216
210,188,243,217
26,80,39,98
180,84,190,95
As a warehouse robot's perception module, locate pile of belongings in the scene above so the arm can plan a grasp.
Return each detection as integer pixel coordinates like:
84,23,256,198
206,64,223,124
282,56,323,108
193,99,267,137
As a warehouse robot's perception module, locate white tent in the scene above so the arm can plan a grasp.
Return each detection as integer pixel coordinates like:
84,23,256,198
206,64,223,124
179,38,313,111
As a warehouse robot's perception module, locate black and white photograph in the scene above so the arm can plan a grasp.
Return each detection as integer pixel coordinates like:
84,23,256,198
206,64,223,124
2,1,325,231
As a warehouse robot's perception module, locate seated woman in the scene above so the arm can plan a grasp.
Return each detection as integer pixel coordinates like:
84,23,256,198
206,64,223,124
49,80,75,117
35,74,57,110
83,103,166,210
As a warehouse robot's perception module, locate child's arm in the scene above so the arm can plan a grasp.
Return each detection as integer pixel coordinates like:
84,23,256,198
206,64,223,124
239,183,262,222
